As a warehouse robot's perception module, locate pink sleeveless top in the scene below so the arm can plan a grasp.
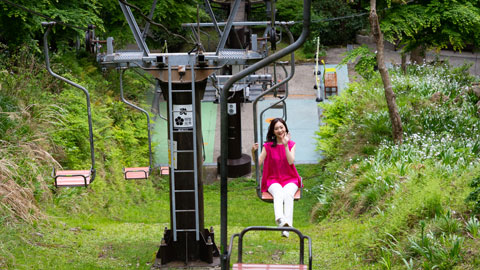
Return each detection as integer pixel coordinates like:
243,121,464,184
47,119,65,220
261,140,302,192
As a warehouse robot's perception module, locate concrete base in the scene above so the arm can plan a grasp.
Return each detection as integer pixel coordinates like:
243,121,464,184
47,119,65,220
152,257,220,270
217,153,251,178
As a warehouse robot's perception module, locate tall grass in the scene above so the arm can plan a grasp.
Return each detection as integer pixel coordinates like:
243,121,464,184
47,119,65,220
314,61,480,268
0,45,163,225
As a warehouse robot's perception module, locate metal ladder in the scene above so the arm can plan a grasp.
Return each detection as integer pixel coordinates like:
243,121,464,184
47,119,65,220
167,57,200,242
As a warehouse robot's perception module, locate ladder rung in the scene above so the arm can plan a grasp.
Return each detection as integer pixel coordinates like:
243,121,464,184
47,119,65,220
175,209,196,213
174,150,194,153
171,90,193,93
173,170,195,173
174,190,195,193
176,229,197,232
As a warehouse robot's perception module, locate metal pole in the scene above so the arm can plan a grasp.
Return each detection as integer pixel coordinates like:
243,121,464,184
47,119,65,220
215,0,242,55
118,69,154,170
42,22,96,177
219,1,311,269
142,0,157,40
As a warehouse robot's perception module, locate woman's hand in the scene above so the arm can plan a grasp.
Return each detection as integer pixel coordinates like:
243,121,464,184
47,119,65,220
281,132,291,145
252,143,259,152
253,143,266,166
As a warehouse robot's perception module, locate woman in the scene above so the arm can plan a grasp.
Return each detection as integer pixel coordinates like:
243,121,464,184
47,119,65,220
252,118,302,237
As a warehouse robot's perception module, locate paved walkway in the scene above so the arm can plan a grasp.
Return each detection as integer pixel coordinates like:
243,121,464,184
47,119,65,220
152,43,480,169
152,63,349,168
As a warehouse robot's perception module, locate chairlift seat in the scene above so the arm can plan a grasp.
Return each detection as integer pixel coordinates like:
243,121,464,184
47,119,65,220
160,166,169,175
233,263,308,269
54,170,92,187
324,72,338,97
261,189,301,201
124,167,150,180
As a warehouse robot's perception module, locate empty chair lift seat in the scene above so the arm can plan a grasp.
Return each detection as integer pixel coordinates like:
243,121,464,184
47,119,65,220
54,170,92,187
233,263,308,269
324,68,338,97
124,167,150,179
228,226,312,270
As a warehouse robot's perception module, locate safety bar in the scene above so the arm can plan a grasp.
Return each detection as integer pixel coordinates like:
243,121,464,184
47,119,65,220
119,69,154,173
42,22,96,183
219,0,311,268
226,226,313,270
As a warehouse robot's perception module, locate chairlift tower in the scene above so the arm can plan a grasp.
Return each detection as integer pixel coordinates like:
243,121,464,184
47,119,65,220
92,0,291,268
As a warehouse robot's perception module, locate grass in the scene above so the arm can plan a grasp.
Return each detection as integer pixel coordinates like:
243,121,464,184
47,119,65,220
0,165,388,269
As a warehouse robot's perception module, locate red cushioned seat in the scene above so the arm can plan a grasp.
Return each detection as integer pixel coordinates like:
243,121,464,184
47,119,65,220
233,263,308,270
124,167,150,179
55,170,91,187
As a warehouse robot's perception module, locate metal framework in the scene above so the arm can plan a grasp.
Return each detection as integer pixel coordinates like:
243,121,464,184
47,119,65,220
89,0,312,268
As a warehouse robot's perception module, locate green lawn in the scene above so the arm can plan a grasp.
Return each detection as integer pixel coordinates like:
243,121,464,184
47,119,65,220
0,165,383,269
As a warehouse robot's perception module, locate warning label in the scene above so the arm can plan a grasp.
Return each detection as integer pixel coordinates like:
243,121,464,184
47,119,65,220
173,104,193,128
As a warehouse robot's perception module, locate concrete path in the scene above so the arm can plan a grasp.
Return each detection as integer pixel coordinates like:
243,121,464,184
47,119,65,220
211,64,349,165
152,43,480,169
152,63,349,167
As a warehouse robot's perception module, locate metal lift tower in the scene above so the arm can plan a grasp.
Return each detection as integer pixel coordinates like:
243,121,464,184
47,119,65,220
90,0,310,268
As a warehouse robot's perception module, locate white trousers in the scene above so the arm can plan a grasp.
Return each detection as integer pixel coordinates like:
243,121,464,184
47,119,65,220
268,182,298,227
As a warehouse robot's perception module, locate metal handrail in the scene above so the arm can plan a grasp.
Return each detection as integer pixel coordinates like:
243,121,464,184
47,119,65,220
219,0,311,268
42,22,96,183
119,69,154,174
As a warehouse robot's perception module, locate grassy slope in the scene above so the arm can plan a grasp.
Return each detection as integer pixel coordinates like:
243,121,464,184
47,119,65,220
0,165,385,269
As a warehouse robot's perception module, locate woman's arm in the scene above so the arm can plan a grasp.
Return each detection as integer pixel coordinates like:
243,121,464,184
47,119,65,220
282,133,295,165
284,144,295,165
252,143,267,166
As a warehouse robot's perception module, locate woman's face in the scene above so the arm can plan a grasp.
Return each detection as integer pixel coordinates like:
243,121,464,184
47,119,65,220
273,121,286,139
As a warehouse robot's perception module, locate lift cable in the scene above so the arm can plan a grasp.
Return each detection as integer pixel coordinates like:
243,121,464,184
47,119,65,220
0,0,88,31
1,0,393,40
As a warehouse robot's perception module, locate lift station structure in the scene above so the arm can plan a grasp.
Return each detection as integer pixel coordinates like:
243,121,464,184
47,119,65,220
80,0,311,268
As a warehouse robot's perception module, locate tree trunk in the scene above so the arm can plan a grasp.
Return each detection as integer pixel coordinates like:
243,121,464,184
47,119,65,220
410,45,425,65
369,0,403,144
401,52,407,74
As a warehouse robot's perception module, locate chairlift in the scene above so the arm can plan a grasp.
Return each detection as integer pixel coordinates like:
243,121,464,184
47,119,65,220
43,22,96,188
118,69,154,180
227,226,312,270
251,34,303,202
323,59,338,98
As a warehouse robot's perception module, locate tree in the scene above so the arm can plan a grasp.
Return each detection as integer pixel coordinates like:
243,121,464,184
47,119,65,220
380,0,480,62
0,0,104,51
370,0,403,143
0,0,200,52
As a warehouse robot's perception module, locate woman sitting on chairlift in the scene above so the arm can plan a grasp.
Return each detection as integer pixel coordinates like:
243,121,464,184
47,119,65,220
252,118,302,238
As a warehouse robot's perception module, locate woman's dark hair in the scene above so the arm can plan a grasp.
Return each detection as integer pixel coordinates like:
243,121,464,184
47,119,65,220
266,118,289,147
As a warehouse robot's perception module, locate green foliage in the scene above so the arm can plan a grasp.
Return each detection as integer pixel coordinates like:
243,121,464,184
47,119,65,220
465,216,480,238
313,61,480,267
311,0,367,46
381,0,480,52
408,220,464,269
0,0,104,51
339,45,377,79
466,176,480,214
0,0,200,53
